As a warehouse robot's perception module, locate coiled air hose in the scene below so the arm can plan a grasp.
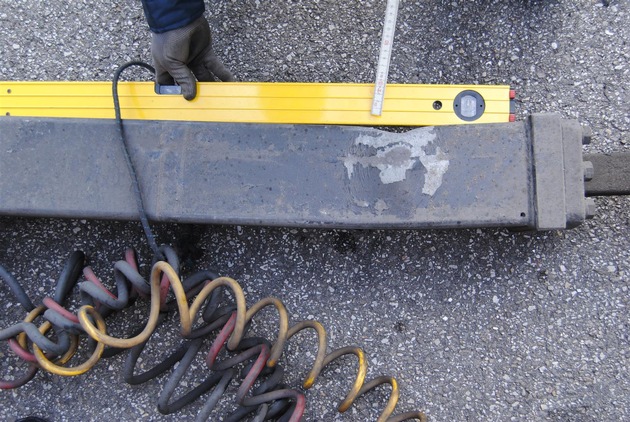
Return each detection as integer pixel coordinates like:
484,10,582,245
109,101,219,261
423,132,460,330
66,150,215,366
1,248,426,421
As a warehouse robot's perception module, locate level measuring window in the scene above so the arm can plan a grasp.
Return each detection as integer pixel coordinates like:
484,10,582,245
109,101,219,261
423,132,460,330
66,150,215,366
453,90,485,121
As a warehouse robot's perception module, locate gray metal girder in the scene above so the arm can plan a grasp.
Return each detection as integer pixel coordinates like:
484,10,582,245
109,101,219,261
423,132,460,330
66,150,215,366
0,114,590,230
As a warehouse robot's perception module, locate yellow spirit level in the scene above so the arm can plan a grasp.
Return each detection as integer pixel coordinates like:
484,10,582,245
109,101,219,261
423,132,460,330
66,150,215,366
0,81,515,126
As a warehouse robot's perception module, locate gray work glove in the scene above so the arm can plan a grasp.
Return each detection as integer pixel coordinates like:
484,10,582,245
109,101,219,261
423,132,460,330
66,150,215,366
151,16,235,100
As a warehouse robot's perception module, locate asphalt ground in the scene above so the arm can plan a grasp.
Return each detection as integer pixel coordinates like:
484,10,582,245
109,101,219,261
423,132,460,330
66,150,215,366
0,0,629,421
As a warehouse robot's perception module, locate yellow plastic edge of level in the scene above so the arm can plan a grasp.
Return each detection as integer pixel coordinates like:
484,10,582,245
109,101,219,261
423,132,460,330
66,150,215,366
0,81,513,126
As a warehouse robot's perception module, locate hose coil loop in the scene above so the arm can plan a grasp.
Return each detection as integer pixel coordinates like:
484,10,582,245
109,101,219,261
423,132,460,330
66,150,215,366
1,249,425,421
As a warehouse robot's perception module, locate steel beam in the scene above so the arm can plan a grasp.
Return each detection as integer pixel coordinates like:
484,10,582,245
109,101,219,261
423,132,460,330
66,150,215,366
0,114,590,230
584,153,630,197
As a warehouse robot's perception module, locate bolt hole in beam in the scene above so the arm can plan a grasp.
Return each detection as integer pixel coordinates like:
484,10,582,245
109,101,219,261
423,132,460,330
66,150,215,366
521,212,526,217
433,101,442,110
6,89,11,94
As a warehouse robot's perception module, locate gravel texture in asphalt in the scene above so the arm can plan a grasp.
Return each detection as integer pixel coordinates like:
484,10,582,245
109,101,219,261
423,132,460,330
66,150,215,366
0,0,629,421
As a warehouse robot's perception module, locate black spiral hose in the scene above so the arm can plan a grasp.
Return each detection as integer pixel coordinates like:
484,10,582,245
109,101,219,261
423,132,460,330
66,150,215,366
1,249,425,420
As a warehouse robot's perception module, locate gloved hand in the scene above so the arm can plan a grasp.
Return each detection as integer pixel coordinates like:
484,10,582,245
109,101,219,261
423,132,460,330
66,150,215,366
151,16,235,100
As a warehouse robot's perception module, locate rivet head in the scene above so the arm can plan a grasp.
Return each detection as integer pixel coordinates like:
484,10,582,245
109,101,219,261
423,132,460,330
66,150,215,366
583,161,594,181
585,198,596,219
582,126,593,145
